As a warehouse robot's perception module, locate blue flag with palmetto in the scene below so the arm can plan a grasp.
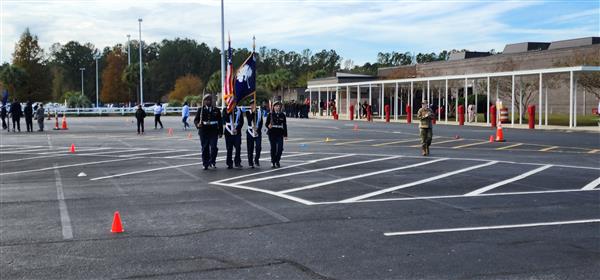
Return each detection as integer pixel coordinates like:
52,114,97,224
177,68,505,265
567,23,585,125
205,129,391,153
233,52,256,105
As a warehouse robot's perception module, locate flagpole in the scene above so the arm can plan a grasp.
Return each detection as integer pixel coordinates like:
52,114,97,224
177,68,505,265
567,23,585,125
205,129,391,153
253,35,256,110
220,0,226,110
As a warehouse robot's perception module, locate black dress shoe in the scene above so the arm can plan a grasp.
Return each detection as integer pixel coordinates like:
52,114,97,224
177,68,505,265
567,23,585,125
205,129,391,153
250,165,254,169
272,163,276,168
255,161,260,167
227,165,233,169
203,166,208,170
235,164,243,168
276,162,281,168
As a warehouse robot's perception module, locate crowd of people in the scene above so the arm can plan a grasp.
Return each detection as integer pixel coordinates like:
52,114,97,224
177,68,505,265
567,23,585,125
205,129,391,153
283,99,311,118
1,99,46,133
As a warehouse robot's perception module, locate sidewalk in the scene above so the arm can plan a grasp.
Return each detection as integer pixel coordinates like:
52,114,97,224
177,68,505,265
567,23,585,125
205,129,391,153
309,114,600,132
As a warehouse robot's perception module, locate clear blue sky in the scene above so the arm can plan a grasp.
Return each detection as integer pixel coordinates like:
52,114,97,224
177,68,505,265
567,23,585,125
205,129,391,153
1,0,599,65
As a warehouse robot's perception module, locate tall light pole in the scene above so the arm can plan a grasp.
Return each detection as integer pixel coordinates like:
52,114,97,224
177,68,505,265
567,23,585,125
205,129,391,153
138,18,144,105
79,68,85,96
94,53,101,108
127,34,131,65
220,0,225,109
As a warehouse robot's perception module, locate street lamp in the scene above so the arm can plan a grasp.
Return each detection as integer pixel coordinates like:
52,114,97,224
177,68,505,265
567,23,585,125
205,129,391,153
126,34,131,66
79,68,85,96
94,53,101,108
138,18,143,105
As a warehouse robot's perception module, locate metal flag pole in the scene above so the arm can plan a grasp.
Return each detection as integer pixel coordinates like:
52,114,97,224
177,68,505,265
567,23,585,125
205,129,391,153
253,35,256,110
220,0,226,110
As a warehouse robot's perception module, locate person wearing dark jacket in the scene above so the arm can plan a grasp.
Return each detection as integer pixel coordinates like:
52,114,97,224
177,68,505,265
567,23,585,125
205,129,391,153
266,100,287,168
1,104,8,131
223,105,244,169
194,94,223,170
9,99,22,132
24,101,34,132
245,101,264,168
135,105,146,135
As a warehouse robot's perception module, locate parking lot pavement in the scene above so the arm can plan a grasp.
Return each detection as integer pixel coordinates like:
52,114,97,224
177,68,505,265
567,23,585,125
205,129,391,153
1,116,599,279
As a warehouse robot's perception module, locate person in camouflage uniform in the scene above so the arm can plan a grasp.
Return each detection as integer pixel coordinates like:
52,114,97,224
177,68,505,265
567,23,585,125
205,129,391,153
417,101,434,156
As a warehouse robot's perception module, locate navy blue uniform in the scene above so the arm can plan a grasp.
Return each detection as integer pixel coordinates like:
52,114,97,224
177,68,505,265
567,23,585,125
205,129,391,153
246,108,265,167
194,106,223,169
222,107,244,168
266,111,287,166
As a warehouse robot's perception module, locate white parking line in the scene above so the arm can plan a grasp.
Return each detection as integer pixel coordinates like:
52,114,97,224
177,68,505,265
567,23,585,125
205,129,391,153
341,161,499,202
90,156,226,181
497,143,523,150
279,158,446,194
212,181,315,205
0,147,51,154
334,139,375,146
465,165,553,196
384,219,600,236
119,150,180,158
410,138,462,148
233,155,398,186
581,177,600,190
54,165,73,240
452,141,489,149
39,147,113,155
372,138,421,147
164,152,203,159
0,157,143,176
0,154,69,163
83,148,146,156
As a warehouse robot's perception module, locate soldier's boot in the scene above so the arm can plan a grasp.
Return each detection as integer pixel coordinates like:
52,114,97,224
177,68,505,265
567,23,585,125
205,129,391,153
425,146,430,156
422,146,427,156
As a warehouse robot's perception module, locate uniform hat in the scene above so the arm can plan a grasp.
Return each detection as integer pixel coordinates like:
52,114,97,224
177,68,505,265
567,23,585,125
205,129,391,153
202,94,212,101
273,100,282,106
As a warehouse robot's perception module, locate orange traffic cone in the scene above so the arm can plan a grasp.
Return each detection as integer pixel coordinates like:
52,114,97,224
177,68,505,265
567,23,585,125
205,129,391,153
61,114,68,130
111,211,123,233
489,135,494,143
69,144,76,153
495,121,505,142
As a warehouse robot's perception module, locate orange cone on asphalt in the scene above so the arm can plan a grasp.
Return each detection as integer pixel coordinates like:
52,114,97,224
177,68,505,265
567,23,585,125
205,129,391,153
111,211,123,233
69,144,76,153
61,114,68,130
489,135,494,143
495,121,505,142
53,112,60,130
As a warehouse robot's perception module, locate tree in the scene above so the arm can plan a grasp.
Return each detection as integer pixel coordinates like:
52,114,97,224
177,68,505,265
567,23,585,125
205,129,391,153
168,74,204,101
122,62,147,103
61,91,91,108
12,28,52,101
101,49,129,103
205,71,221,94
0,64,28,97
49,40,97,99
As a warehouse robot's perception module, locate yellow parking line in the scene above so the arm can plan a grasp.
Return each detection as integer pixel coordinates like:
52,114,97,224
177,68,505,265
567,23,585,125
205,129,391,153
588,149,600,154
452,141,490,149
410,138,462,148
302,139,336,144
539,146,559,152
497,143,523,150
372,139,420,147
334,139,375,146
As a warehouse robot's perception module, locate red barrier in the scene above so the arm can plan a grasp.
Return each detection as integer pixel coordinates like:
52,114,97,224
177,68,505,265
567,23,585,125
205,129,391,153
458,105,465,126
384,104,390,122
349,105,354,121
405,105,412,124
528,105,535,129
490,105,497,128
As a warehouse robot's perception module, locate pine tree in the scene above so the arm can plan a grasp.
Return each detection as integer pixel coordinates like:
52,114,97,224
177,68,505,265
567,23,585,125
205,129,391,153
12,28,52,101
101,49,128,103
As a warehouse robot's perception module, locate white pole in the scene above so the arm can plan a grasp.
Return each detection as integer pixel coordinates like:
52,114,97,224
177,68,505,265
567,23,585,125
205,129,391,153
309,89,312,116
79,68,84,96
545,84,548,126
394,82,398,120
127,35,131,65
464,78,468,123
538,73,542,126
336,87,339,115
519,83,522,125
427,80,430,103
381,83,384,120
138,18,143,105
346,86,350,118
95,56,99,108
357,85,361,119
220,0,225,109
326,88,330,116
400,87,403,117
369,84,372,106
474,80,478,123
574,75,578,127
445,79,448,123
569,71,573,128
486,76,490,125
410,81,413,117
437,88,441,120
318,88,321,116
511,75,515,127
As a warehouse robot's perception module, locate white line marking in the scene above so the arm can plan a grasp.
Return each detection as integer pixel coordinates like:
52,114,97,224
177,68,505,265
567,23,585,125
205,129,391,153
465,165,553,196
452,141,489,149
38,147,113,155
581,177,600,190
341,161,499,202
384,219,600,236
119,150,179,158
539,146,559,152
0,147,51,154
54,165,73,240
90,156,225,181
0,154,68,163
280,158,447,194
233,155,398,185
311,189,599,205
82,148,147,156
410,138,462,148
0,157,143,176
212,182,315,205
497,143,523,150
333,139,375,146
211,153,347,184
164,152,203,159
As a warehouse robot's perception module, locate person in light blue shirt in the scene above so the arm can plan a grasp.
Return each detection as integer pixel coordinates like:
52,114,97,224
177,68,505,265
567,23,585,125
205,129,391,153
182,102,190,130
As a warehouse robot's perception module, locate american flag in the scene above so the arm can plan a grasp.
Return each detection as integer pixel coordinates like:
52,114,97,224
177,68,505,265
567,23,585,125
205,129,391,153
224,38,235,113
